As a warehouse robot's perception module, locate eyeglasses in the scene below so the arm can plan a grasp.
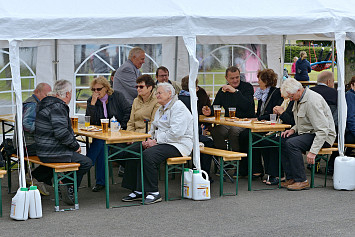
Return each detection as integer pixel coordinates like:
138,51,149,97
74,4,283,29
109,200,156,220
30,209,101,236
135,85,146,89
91,87,104,92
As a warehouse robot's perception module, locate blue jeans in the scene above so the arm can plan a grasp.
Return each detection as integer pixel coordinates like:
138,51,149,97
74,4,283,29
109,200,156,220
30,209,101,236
87,139,105,186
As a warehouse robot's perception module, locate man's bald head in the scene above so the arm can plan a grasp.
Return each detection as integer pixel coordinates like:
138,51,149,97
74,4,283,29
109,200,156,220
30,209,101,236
34,83,52,101
317,71,334,88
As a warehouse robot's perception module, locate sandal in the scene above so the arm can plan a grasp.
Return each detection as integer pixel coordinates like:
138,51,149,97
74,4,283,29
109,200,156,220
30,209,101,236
265,176,279,185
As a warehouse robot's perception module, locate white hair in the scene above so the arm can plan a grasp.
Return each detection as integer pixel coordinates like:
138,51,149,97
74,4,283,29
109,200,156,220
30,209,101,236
281,78,302,96
157,82,175,98
128,47,145,59
49,80,72,98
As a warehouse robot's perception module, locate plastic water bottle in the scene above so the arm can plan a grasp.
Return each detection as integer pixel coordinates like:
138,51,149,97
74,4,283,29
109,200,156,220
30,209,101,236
110,116,120,132
192,170,211,200
28,186,42,219
333,156,355,190
10,187,29,221
182,168,193,199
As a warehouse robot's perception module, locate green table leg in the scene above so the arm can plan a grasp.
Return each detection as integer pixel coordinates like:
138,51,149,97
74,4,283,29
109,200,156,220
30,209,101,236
248,129,252,191
53,170,59,212
73,171,79,210
104,143,110,209
140,143,145,205
236,160,239,195
278,132,281,189
165,162,169,201
181,164,184,200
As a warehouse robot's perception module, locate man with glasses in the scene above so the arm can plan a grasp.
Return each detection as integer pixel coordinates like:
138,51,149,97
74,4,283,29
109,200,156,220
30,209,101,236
113,47,145,105
280,78,336,191
155,66,181,95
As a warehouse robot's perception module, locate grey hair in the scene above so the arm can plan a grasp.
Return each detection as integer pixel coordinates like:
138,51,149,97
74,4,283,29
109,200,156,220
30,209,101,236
281,78,302,96
128,47,145,60
157,82,175,98
50,80,72,98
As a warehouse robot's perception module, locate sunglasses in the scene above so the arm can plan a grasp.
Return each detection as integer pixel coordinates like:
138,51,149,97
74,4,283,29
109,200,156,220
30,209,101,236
135,85,146,89
91,87,104,92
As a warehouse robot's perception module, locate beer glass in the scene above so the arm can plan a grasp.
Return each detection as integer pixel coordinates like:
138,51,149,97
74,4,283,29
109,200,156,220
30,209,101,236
213,105,221,120
101,119,109,133
229,107,236,119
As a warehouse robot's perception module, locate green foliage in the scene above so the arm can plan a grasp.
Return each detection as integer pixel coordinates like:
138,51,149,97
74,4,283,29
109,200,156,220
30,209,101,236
284,46,334,63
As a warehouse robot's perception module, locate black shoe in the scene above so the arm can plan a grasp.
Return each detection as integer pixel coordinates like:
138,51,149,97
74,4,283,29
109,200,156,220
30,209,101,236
122,192,142,202
92,184,105,192
59,185,75,205
143,193,162,205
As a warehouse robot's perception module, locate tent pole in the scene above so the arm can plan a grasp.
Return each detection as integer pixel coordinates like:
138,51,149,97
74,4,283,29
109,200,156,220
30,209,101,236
54,39,58,81
174,36,178,82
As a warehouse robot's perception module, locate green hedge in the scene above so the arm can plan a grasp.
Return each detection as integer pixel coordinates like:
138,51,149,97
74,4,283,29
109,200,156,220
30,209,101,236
284,46,334,63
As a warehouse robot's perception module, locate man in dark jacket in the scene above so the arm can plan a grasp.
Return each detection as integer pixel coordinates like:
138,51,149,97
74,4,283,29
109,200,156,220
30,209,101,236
35,80,92,204
202,66,255,152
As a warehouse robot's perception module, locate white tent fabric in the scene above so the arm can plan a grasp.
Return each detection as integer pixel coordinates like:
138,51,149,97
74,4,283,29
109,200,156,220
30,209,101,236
1,0,355,170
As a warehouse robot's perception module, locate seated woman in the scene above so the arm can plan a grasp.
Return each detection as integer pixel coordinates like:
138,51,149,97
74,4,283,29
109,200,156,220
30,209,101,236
120,75,160,191
178,76,214,178
86,76,131,192
122,82,193,204
238,69,283,178
261,96,295,185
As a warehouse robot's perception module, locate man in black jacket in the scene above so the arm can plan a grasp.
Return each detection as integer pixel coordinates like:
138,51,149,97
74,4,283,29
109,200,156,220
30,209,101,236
35,80,92,205
202,66,255,152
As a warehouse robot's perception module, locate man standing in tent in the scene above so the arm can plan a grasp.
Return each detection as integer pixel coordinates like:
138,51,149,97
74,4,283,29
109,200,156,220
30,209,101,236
155,66,181,94
19,82,52,195
35,80,92,204
113,47,145,105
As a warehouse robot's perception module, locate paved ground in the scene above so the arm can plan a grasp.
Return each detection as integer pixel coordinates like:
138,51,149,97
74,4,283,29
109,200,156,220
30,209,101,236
1,166,355,236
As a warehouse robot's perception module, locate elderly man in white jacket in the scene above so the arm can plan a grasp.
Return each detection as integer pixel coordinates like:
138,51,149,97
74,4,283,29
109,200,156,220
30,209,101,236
280,78,336,191
122,82,193,204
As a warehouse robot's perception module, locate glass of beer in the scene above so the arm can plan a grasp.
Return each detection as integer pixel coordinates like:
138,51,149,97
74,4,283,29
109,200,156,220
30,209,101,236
101,119,109,133
71,117,78,130
213,105,221,120
85,116,90,129
229,107,236,119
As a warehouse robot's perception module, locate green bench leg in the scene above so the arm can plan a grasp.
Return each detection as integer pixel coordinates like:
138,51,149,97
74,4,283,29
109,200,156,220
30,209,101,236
165,162,169,201
219,157,239,197
165,162,185,201
219,158,224,196
0,177,2,217
310,154,329,188
53,170,60,212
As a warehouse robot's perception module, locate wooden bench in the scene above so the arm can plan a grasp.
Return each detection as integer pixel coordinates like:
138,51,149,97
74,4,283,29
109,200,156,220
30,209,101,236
0,170,6,217
165,157,191,201
200,147,247,196
310,147,338,188
12,155,80,212
333,143,355,148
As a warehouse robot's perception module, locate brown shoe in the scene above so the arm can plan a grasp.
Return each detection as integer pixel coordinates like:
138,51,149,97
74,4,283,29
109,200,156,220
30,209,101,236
287,181,310,191
280,179,295,188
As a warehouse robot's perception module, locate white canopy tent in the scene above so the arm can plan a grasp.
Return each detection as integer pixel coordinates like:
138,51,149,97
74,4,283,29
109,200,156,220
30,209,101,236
1,0,354,179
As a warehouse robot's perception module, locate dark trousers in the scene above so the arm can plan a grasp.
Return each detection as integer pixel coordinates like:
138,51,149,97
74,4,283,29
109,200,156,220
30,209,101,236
282,133,330,182
70,152,92,187
238,129,264,176
119,143,182,193
137,144,181,192
260,134,283,178
25,143,53,185
199,134,214,176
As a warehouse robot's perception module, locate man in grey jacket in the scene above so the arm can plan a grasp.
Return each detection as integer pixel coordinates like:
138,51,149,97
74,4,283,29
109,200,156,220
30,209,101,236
280,78,336,191
113,47,145,105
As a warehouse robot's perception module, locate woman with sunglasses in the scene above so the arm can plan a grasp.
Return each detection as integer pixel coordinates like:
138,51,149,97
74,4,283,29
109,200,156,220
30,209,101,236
86,76,131,192
120,74,160,194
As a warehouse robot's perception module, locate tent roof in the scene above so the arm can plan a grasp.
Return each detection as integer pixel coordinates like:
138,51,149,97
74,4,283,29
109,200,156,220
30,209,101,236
1,0,355,40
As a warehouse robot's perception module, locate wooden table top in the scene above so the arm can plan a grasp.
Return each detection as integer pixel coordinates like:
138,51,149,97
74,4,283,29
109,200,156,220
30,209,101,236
298,81,338,86
0,114,15,123
199,115,291,132
74,127,151,144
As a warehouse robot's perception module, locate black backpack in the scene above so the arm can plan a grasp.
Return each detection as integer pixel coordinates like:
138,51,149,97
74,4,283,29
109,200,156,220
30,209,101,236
0,138,16,167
